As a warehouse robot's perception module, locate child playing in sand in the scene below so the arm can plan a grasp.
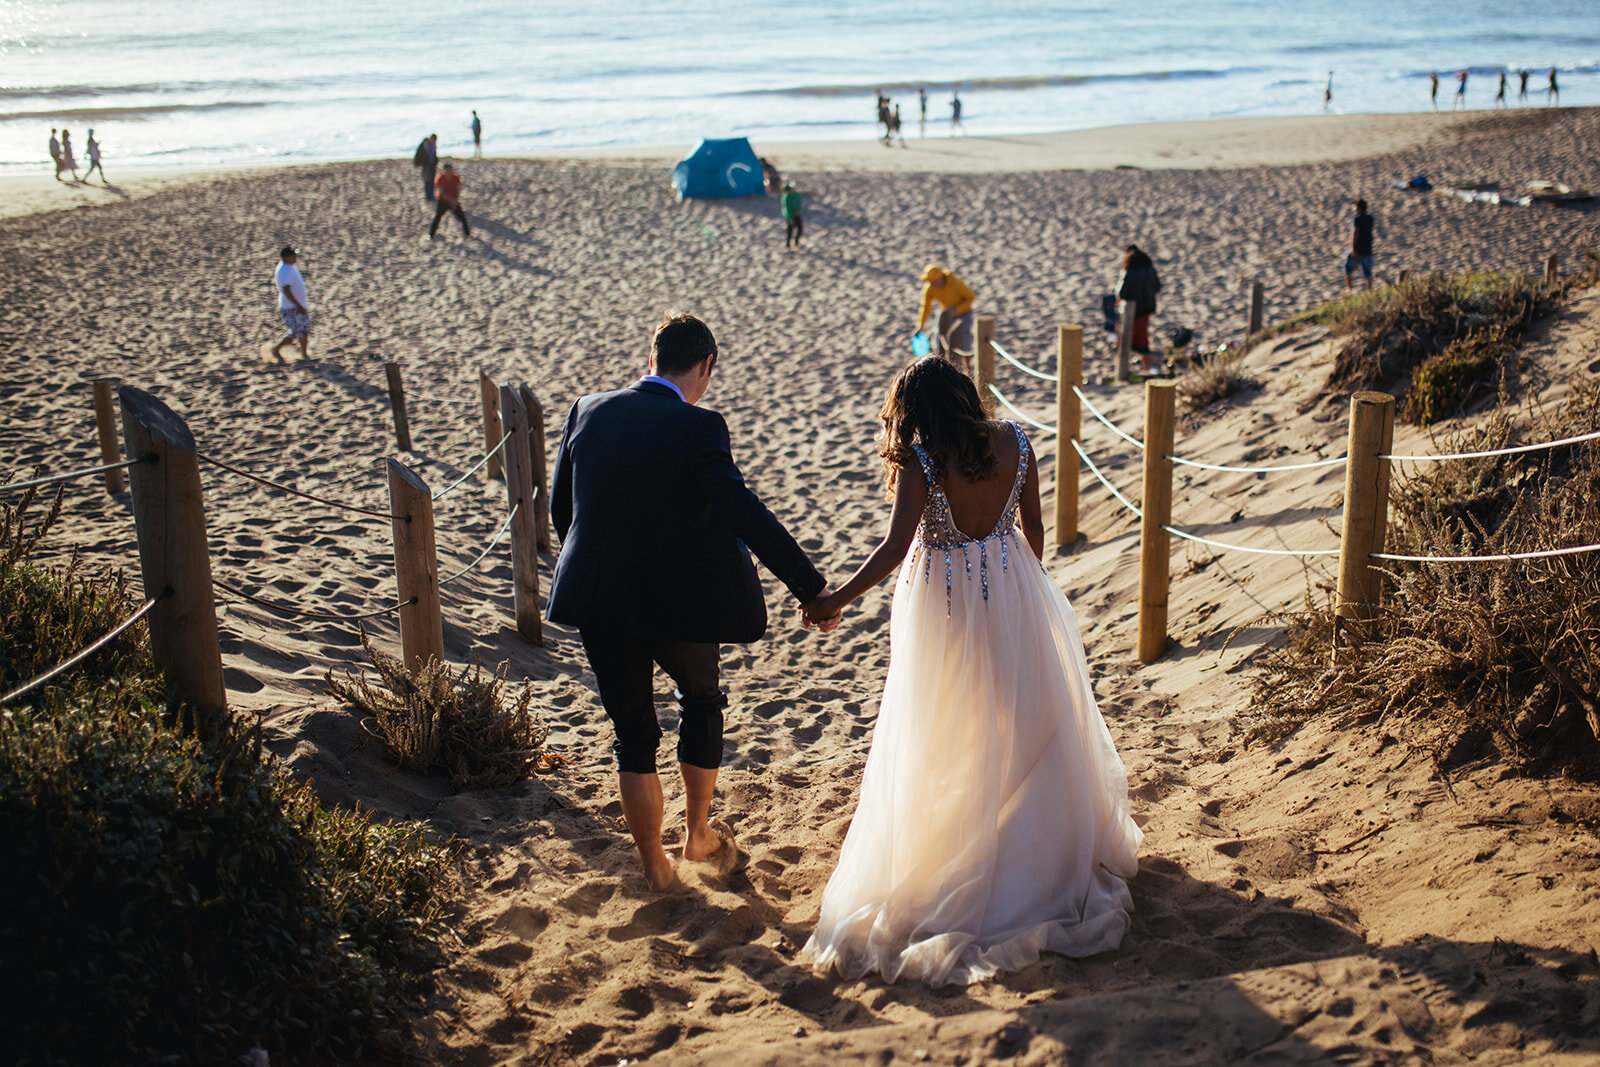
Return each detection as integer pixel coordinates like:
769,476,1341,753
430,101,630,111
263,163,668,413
914,265,976,371
781,182,803,248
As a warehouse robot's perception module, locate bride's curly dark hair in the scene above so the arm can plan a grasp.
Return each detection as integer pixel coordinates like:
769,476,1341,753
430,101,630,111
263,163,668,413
877,355,998,495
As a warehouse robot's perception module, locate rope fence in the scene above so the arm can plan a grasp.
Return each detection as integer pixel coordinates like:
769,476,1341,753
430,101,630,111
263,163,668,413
990,341,1060,382
199,453,394,523
213,576,417,622
434,430,514,502
1373,542,1600,563
439,502,520,586
1379,427,1600,462
987,384,1056,436
0,455,152,496
0,595,162,707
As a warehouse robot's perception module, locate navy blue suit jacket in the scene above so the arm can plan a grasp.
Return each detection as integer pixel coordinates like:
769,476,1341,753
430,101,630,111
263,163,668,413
546,381,824,643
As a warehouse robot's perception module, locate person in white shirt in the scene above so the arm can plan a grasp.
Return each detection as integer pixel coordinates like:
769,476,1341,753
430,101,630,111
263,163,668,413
270,246,311,360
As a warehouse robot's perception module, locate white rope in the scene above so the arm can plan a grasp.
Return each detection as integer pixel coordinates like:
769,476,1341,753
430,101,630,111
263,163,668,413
1168,453,1348,473
1163,525,1341,557
1380,428,1600,462
987,384,1057,436
1072,386,1145,450
990,341,1060,382
1372,542,1600,563
1070,438,1142,518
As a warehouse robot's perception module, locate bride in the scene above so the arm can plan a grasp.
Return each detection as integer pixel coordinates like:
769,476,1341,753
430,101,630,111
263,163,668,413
799,355,1141,986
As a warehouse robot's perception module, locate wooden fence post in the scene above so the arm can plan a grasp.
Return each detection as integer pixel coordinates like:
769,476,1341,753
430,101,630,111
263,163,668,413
384,361,412,452
975,315,996,411
118,386,226,712
479,369,504,482
518,384,553,553
1333,391,1395,653
386,459,444,671
499,385,544,644
1137,379,1176,663
1117,299,1136,380
1247,281,1265,338
1054,324,1082,547
1545,253,1560,287
91,377,124,495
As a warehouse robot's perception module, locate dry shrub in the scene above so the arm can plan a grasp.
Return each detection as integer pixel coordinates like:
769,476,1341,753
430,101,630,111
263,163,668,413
1248,389,1600,778
1261,272,1546,420
326,629,551,790
1402,327,1517,425
1178,342,1263,412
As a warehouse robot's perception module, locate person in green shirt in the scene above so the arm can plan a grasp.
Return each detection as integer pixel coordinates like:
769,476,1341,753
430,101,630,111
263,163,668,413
782,182,803,249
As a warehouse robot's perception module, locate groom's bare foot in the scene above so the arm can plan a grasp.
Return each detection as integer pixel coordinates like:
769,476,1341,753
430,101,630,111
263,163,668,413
640,844,677,891
683,818,740,878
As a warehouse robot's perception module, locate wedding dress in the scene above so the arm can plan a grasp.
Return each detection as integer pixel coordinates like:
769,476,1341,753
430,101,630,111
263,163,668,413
804,423,1142,986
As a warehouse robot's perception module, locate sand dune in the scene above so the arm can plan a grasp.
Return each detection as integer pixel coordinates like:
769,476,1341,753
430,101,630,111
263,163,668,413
2,108,1598,1064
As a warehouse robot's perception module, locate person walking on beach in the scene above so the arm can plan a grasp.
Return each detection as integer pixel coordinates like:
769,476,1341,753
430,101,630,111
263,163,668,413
799,356,1140,987
546,311,833,891
83,130,106,183
470,110,482,157
950,92,964,135
876,91,890,141
891,104,905,147
1323,71,1333,112
413,133,438,202
58,130,78,181
1548,67,1559,106
429,162,471,239
781,181,803,249
1429,72,1439,110
1117,245,1162,376
915,265,977,371
1453,70,1468,109
1518,68,1529,103
918,87,927,136
48,128,62,181
1495,71,1507,108
1344,198,1376,293
270,246,311,360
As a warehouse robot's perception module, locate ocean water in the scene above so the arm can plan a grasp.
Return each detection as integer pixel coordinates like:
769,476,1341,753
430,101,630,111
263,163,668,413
1,0,1596,170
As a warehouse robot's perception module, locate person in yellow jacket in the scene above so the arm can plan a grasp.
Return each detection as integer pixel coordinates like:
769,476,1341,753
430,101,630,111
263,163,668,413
914,265,976,370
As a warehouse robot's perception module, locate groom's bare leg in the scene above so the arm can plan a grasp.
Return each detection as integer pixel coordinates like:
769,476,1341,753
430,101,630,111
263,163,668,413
618,771,676,890
680,762,723,860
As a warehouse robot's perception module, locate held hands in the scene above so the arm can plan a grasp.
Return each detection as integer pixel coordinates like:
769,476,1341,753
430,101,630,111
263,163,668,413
800,589,845,634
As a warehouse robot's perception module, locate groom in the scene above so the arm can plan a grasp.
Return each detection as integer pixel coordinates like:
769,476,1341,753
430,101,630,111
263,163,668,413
547,311,834,889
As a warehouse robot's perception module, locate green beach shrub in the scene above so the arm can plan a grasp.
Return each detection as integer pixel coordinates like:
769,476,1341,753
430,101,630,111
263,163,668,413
0,484,457,1065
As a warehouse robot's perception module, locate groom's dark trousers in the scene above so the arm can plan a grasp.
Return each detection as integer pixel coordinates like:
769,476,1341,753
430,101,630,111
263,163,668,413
546,380,824,774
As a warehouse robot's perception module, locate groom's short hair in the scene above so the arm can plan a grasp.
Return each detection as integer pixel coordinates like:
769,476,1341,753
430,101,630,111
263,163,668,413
652,311,717,375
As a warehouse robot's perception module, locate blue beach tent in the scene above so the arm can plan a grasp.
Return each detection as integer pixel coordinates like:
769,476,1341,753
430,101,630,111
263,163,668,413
672,138,765,199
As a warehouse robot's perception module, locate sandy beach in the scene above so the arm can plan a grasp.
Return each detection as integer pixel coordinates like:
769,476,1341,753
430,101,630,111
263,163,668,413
3,107,1599,1064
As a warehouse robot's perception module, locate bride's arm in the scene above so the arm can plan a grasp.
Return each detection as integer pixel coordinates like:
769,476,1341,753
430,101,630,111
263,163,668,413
1020,447,1045,560
801,464,928,625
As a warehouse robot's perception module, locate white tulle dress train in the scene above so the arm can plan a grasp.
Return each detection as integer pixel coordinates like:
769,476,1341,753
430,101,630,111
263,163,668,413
803,425,1142,986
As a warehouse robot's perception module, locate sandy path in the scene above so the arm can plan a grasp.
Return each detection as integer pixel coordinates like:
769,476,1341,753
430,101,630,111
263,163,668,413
2,108,1598,1064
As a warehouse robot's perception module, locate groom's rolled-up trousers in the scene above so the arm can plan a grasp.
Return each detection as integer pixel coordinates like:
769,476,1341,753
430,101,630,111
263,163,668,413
579,627,728,774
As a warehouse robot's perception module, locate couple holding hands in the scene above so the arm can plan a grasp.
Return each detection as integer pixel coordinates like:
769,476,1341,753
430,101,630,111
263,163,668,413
547,312,1140,987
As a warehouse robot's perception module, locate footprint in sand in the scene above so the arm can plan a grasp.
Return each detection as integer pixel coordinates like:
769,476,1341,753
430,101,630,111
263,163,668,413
557,882,615,917
494,903,550,941
606,897,678,942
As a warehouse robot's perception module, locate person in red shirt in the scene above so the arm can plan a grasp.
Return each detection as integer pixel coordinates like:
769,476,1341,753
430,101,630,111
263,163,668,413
430,162,471,239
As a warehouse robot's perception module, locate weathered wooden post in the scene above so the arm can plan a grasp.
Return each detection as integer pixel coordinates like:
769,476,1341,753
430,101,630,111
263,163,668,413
1545,253,1560,287
975,315,996,412
1117,299,1136,380
479,369,504,482
384,361,412,452
1333,391,1395,655
1137,379,1176,663
118,386,225,712
1054,324,1082,547
517,384,553,553
1247,281,1265,338
91,377,124,494
386,459,444,671
499,385,544,644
